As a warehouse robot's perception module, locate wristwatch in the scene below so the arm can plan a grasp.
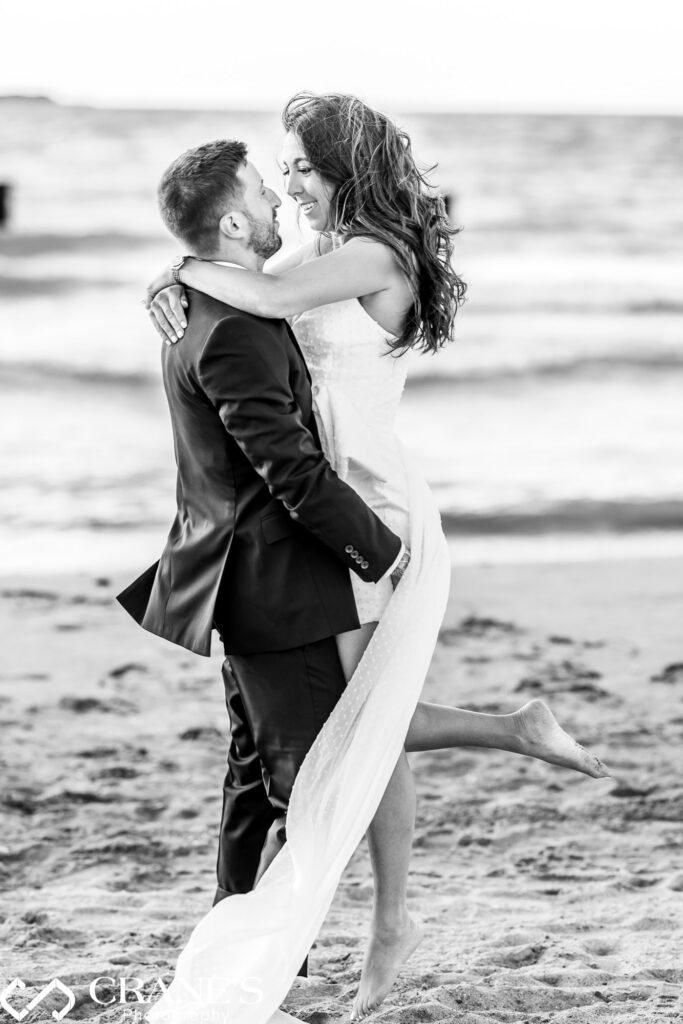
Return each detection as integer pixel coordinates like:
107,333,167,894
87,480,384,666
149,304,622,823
170,255,189,285
390,550,412,587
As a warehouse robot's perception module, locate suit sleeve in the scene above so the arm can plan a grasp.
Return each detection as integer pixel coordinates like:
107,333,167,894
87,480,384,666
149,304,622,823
197,314,402,583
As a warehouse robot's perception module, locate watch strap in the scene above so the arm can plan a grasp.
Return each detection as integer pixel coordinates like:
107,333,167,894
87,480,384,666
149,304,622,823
171,255,187,286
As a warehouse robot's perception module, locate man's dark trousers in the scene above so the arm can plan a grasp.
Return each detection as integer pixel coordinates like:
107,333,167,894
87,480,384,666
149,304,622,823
212,635,348,977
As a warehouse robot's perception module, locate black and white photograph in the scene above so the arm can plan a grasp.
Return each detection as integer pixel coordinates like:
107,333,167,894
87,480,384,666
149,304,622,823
1,2,682,1022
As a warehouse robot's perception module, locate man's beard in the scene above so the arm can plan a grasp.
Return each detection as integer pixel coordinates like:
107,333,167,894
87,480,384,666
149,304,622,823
245,212,282,261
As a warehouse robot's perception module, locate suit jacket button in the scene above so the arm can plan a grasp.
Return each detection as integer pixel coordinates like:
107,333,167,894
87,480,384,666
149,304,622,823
351,549,359,558
361,560,369,569
345,545,354,553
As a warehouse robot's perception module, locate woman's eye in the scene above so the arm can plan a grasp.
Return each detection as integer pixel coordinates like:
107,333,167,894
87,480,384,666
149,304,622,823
280,168,289,177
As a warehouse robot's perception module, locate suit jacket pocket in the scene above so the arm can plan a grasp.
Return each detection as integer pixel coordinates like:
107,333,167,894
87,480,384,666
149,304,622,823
261,511,296,544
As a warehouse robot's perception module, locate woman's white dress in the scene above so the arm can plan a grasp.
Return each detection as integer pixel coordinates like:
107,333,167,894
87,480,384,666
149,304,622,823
292,297,411,622
147,297,451,1024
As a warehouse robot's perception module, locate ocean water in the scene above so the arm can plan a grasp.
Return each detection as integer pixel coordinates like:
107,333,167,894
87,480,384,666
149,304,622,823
1,100,682,573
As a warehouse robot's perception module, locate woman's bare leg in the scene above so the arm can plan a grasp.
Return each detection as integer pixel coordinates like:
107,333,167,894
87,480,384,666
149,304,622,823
405,699,609,778
335,626,610,1020
336,625,422,1021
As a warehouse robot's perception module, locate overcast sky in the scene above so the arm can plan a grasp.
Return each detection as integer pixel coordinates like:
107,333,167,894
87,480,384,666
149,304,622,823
4,0,682,113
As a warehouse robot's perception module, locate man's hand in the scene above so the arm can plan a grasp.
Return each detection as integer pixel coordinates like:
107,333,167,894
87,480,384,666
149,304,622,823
390,549,411,589
147,285,188,345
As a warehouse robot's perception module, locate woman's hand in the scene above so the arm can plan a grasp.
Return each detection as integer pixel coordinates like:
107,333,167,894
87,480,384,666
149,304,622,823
145,266,175,307
148,285,189,345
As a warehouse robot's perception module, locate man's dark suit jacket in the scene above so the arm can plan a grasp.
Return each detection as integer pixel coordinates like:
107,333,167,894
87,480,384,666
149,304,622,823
117,288,402,656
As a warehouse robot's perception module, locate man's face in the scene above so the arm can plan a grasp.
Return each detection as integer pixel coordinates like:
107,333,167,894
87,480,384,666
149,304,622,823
236,161,282,260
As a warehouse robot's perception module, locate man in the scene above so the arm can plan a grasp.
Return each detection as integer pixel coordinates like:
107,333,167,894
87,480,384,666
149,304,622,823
117,140,408,974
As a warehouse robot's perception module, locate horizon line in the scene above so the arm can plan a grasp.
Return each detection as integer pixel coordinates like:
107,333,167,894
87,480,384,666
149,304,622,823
2,94,682,119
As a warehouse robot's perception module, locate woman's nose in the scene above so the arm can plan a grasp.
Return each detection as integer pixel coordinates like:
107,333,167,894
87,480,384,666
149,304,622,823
286,171,301,197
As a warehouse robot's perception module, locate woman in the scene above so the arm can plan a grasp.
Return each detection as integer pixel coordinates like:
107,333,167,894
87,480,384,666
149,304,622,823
146,93,608,1023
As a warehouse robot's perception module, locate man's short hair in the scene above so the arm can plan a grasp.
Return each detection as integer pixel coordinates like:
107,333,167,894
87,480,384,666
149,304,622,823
158,139,248,254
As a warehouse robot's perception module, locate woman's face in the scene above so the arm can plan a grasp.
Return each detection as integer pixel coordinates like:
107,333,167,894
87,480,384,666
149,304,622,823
279,131,334,232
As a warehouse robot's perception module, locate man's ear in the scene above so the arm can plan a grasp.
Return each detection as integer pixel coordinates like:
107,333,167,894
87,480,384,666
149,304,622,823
218,210,247,240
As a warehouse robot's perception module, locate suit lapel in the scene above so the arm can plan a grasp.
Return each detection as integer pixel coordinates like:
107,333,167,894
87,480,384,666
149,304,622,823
279,319,324,448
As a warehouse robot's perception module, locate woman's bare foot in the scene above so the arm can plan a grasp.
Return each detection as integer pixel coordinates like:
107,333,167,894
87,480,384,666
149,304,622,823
509,699,610,778
349,915,423,1021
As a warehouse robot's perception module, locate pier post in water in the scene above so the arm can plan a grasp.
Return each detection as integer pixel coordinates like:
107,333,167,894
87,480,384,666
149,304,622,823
0,183,10,229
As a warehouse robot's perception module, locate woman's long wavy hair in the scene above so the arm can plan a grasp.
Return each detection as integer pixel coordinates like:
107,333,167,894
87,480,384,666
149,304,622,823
282,92,466,354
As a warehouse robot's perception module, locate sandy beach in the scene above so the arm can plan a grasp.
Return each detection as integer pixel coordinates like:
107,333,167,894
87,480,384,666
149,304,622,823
1,555,681,1023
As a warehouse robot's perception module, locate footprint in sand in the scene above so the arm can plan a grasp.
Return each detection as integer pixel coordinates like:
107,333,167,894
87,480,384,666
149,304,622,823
316,934,362,948
179,726,225,742
434,979,592,1018
0,587,59,606
58,695,138,714
109,662,149,679
135,800,167,821
479,942,547,967
440,615,523,644
651,662,683,684
76,745,119,758
609,780,656,798
582,937,620,956
40,787,116,806
59,696,110,713
31,924,88,946
176,806,200,819
514,658,614,703
91,765,140,779
21,910,49,925
2,789,40,814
